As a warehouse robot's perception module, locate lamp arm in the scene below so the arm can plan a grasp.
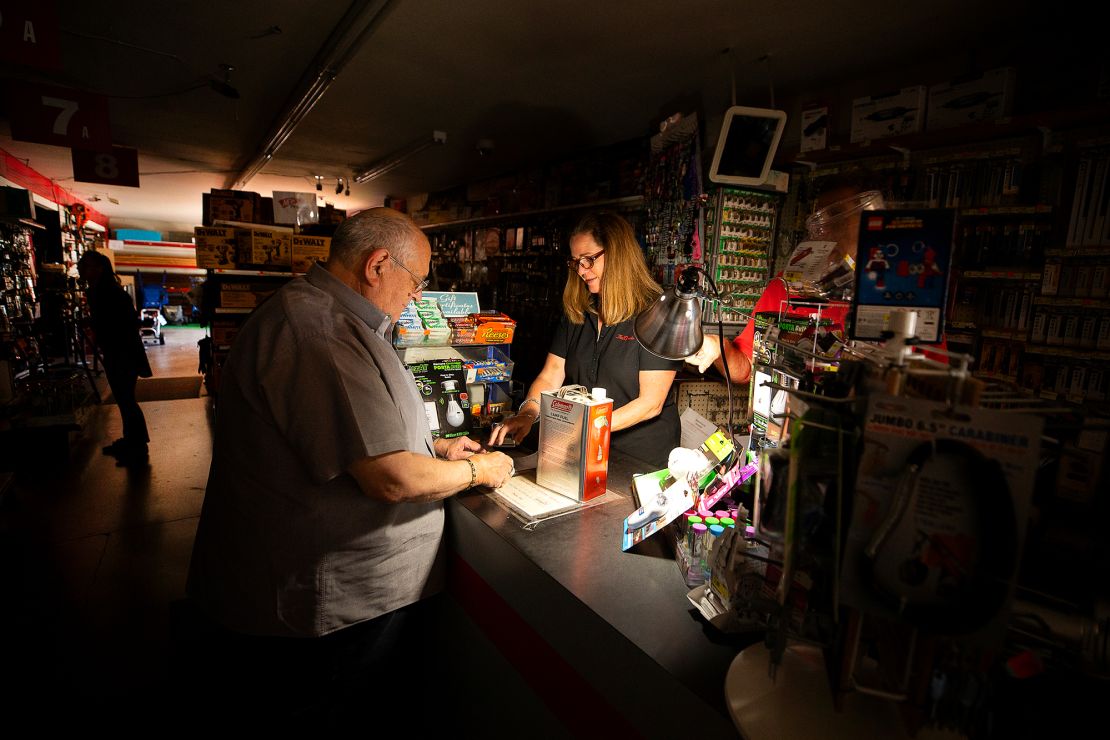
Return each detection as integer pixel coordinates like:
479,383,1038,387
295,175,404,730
693,266,737,443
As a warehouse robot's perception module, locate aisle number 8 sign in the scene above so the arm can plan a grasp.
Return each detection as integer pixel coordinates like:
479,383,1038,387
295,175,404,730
71,146,141,188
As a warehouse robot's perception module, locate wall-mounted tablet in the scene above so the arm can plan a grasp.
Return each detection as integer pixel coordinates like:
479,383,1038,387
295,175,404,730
708,106,787,187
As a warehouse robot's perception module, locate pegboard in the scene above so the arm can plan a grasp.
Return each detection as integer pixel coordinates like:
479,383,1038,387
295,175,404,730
675,379,749,429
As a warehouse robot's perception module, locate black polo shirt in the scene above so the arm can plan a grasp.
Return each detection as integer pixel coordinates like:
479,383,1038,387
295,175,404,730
549,311,681,468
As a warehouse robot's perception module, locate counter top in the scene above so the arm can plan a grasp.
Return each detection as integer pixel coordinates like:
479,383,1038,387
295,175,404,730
447,448,756,736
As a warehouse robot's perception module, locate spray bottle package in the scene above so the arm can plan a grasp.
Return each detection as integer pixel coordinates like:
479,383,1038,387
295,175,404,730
536,385,613,502
406,358,472,439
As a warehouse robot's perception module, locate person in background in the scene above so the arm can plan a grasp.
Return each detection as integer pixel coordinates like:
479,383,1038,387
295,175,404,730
488,211,681,468
77,250,152,467
185,208,512,726
687,179,896,382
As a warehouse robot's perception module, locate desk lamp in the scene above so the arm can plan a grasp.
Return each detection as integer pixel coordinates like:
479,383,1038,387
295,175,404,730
634,266,739,440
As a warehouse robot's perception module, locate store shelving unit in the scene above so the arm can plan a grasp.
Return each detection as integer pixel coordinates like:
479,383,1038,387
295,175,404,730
201,268,298,395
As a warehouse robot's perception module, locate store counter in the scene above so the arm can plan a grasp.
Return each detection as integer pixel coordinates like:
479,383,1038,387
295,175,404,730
446,449,753,739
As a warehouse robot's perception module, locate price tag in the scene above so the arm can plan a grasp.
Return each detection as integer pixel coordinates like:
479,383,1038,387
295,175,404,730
71,145,140,188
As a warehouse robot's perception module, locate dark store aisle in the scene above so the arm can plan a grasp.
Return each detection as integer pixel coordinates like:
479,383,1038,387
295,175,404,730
0,396,213,726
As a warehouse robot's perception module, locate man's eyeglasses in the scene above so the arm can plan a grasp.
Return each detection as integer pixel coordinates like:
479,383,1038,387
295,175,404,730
388,254,429,293
566,250,605,271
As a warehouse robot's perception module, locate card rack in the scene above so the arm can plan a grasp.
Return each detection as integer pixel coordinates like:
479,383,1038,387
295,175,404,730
701,187,781,327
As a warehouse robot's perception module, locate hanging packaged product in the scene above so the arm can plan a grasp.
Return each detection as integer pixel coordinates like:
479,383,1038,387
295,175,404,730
841,394,1043,640
536,385,612,502
406,358,471,439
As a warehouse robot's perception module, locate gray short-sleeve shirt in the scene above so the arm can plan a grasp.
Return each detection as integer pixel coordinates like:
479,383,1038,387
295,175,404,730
187,264,441,637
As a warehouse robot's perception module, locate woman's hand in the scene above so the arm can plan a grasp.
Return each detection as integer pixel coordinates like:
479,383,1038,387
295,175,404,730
487,412,536,447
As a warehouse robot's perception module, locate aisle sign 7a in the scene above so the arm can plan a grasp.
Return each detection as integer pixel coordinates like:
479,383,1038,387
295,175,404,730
7,81,112,150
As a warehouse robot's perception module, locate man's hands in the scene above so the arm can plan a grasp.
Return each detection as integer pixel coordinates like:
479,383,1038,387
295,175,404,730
437,436,482,460
471,450,514,488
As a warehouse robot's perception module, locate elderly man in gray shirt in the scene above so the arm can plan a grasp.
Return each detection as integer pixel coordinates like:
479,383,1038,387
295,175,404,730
186,207,513,725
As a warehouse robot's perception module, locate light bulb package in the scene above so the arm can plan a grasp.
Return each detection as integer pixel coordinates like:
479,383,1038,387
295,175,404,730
405,358,472,439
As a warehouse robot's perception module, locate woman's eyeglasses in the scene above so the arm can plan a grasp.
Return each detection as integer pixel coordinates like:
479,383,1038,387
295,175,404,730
566,250,605,271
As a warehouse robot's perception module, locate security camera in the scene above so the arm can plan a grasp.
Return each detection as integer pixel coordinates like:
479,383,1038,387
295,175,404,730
477,138,495,157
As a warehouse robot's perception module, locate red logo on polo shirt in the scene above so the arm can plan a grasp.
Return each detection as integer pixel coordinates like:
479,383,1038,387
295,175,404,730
616,334,636,341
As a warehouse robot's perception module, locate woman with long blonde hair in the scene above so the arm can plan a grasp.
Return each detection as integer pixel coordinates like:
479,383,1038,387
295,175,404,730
488,212,680,467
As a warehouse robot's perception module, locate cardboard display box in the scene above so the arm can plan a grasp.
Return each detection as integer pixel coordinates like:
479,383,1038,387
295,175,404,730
203,189,260,226
237,227,292,268
850,86,927,143
291,234,331,274
194,226,238,268
218,282,279,309
210,319,241,347
927,67,1016,131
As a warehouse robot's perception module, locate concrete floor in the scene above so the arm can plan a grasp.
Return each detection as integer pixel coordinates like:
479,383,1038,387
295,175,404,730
0,327,211,725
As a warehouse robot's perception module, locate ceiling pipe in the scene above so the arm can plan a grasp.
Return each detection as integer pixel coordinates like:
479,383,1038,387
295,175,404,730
227,0,398,190
353,131,447,183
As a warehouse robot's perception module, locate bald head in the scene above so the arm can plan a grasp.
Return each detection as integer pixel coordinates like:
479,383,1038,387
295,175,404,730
328,207,427,271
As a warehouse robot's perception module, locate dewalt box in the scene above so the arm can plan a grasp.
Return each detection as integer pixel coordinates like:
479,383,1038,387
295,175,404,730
210,320,241,347
218,282,279,309
291,234,331,273
237,227,292,268
194,226,238,268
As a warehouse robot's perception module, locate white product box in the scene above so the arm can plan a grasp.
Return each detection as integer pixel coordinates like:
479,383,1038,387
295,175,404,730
927,67,1016,131
850,86,926,143
799,106,828,153
536,385,613,502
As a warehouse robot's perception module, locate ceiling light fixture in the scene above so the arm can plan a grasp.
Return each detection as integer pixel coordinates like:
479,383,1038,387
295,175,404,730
208,63,241,100
335,177,344,195
353,130,447,184
228,0,397,189
315,175,324,191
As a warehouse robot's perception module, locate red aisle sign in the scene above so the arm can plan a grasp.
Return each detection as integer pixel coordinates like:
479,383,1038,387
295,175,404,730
7,81,112,150
72,145,140,188
0,1,62,69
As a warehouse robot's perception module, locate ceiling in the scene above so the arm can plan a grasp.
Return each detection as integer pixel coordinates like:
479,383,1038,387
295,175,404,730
0,0,1063,235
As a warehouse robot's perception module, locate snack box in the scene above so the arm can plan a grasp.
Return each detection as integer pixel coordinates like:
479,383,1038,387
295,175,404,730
470,311,516,344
